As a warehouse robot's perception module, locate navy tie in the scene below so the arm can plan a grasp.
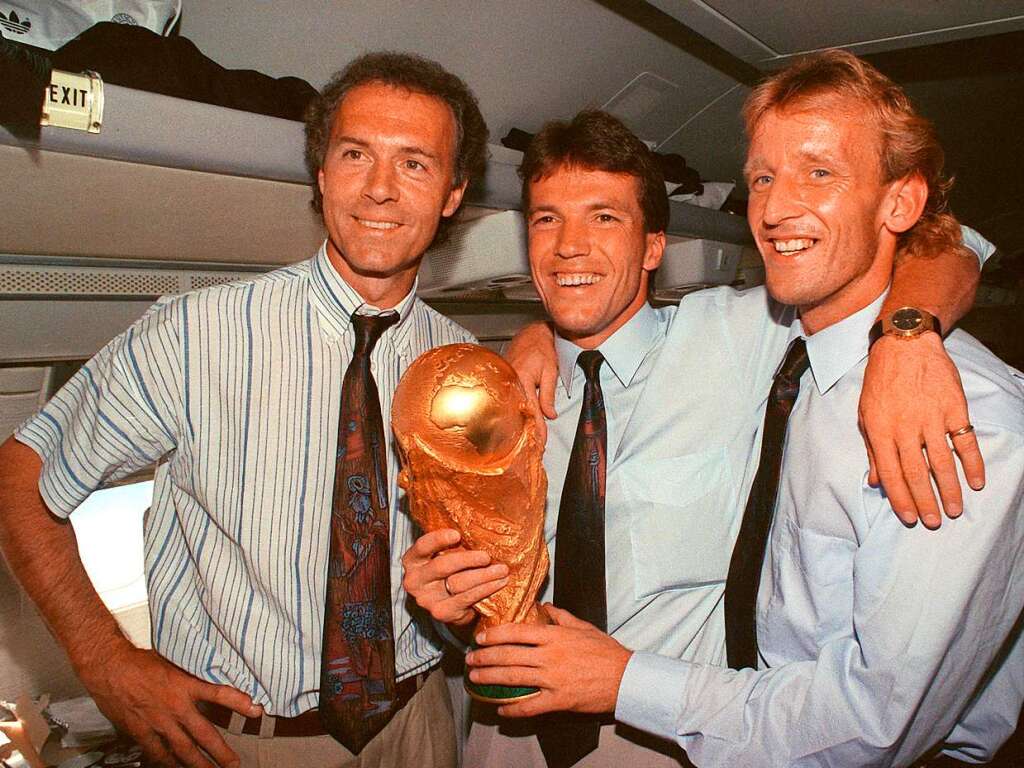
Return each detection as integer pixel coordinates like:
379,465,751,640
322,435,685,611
724,337,810,670
539,350,607,768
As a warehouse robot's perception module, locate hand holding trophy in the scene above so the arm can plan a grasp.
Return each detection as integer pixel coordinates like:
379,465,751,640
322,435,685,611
392,343,549,702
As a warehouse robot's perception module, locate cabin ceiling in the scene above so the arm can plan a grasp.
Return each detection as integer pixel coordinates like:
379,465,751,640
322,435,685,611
178,0,739,148
649,0,1024,63
178,0,1024,256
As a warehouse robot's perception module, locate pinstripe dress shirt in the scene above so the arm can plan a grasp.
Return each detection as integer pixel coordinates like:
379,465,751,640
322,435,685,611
16,243,475,716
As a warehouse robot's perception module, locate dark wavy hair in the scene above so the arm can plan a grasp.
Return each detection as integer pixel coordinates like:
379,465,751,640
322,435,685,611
744,49,967,262
518,110,669,234
304,51,488,239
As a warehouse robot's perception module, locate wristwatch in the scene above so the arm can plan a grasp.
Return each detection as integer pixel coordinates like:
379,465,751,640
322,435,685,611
868,307,943,347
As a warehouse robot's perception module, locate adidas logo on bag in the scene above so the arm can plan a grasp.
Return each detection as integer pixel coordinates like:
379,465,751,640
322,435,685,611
0,9,30,34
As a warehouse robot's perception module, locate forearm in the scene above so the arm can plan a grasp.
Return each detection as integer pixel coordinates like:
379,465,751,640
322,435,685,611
883,239,978,333
861,227,996,522
0,439,131,671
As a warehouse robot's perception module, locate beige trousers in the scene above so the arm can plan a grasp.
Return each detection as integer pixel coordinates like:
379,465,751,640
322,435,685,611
464,707,692,768
217,668,456,768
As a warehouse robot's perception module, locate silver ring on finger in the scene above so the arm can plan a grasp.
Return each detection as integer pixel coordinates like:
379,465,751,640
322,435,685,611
948,423,975,439
443,576,455,597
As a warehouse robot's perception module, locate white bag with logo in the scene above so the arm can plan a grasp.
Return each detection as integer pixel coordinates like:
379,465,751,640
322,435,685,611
0,1,182,50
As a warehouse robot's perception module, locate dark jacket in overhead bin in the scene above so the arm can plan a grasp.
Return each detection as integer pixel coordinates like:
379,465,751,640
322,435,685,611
0,36,52,138
51,22,318,121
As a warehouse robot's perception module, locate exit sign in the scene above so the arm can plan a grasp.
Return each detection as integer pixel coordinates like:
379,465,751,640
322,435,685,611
41,69,104,133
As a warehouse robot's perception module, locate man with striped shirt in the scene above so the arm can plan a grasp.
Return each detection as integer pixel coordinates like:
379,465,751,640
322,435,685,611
0,52,487,768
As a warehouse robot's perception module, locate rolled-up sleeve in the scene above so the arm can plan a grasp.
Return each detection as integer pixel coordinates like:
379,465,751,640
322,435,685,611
15,297,183,517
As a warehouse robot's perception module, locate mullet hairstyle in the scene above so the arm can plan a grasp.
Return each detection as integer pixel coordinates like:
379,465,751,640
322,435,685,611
304,51,488,241
743,49,967,262
519,110,669,234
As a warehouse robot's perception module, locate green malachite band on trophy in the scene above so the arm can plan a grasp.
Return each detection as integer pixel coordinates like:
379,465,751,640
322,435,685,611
465,678,540,704
464,637,541,704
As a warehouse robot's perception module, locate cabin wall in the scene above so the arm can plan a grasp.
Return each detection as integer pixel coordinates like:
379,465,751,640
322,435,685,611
0,559,86,701
0,554,152,700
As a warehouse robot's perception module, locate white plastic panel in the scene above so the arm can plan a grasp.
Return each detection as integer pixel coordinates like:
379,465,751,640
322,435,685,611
706,0,1024,58
1,84,310,182
654,236,743,298
0,144,324,265
0,298,154,363
0,366,49,441
419,210,531,297
650,0,1024,65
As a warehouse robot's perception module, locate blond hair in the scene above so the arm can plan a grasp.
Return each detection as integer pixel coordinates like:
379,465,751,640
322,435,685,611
744,49,965,261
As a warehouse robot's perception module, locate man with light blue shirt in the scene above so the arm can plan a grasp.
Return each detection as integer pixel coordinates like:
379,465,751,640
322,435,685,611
466,53,1024,766
403,106,996,767
0,52,487,768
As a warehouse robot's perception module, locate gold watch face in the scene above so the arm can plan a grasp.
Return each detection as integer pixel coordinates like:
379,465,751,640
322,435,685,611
891,307,924,332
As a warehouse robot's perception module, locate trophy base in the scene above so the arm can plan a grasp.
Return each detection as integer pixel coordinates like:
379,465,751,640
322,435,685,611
464,678,540,704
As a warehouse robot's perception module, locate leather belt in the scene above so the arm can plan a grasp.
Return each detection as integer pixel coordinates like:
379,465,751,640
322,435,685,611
201,670,430,738
201,701,325,737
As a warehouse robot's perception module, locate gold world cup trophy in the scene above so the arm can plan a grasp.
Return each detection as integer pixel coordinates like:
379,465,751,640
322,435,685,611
392,343,550,703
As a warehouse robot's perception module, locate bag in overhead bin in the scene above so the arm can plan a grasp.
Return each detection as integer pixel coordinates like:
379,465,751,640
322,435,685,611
0,1,182,51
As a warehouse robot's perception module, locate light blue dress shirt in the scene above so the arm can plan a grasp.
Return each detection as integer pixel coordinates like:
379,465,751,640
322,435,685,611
465,289,796,766
17,243,476,716
544,295,792,663
617,291,1024,766
469,226,996,767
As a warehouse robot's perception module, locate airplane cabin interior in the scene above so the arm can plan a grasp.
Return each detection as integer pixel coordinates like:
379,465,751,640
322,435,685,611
1,2,1022,766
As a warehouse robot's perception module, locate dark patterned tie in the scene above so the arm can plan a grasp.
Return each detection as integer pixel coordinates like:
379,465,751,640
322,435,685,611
320,310,400,753
724,337,810,670
539,350,607,768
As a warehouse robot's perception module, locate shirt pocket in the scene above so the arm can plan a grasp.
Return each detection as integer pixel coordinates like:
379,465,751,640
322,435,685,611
619,448,735,600
763,521,855,650
791,525,854,587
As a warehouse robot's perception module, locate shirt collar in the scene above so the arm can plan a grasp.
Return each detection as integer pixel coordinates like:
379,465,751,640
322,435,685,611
555,302,660,395
308,241,419,351
799,289,888,395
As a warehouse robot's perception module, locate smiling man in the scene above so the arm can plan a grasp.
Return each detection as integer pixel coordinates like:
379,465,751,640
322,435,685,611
0,52,487,768
525,164,664,350
464,53,1024,767
403,106,994,767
